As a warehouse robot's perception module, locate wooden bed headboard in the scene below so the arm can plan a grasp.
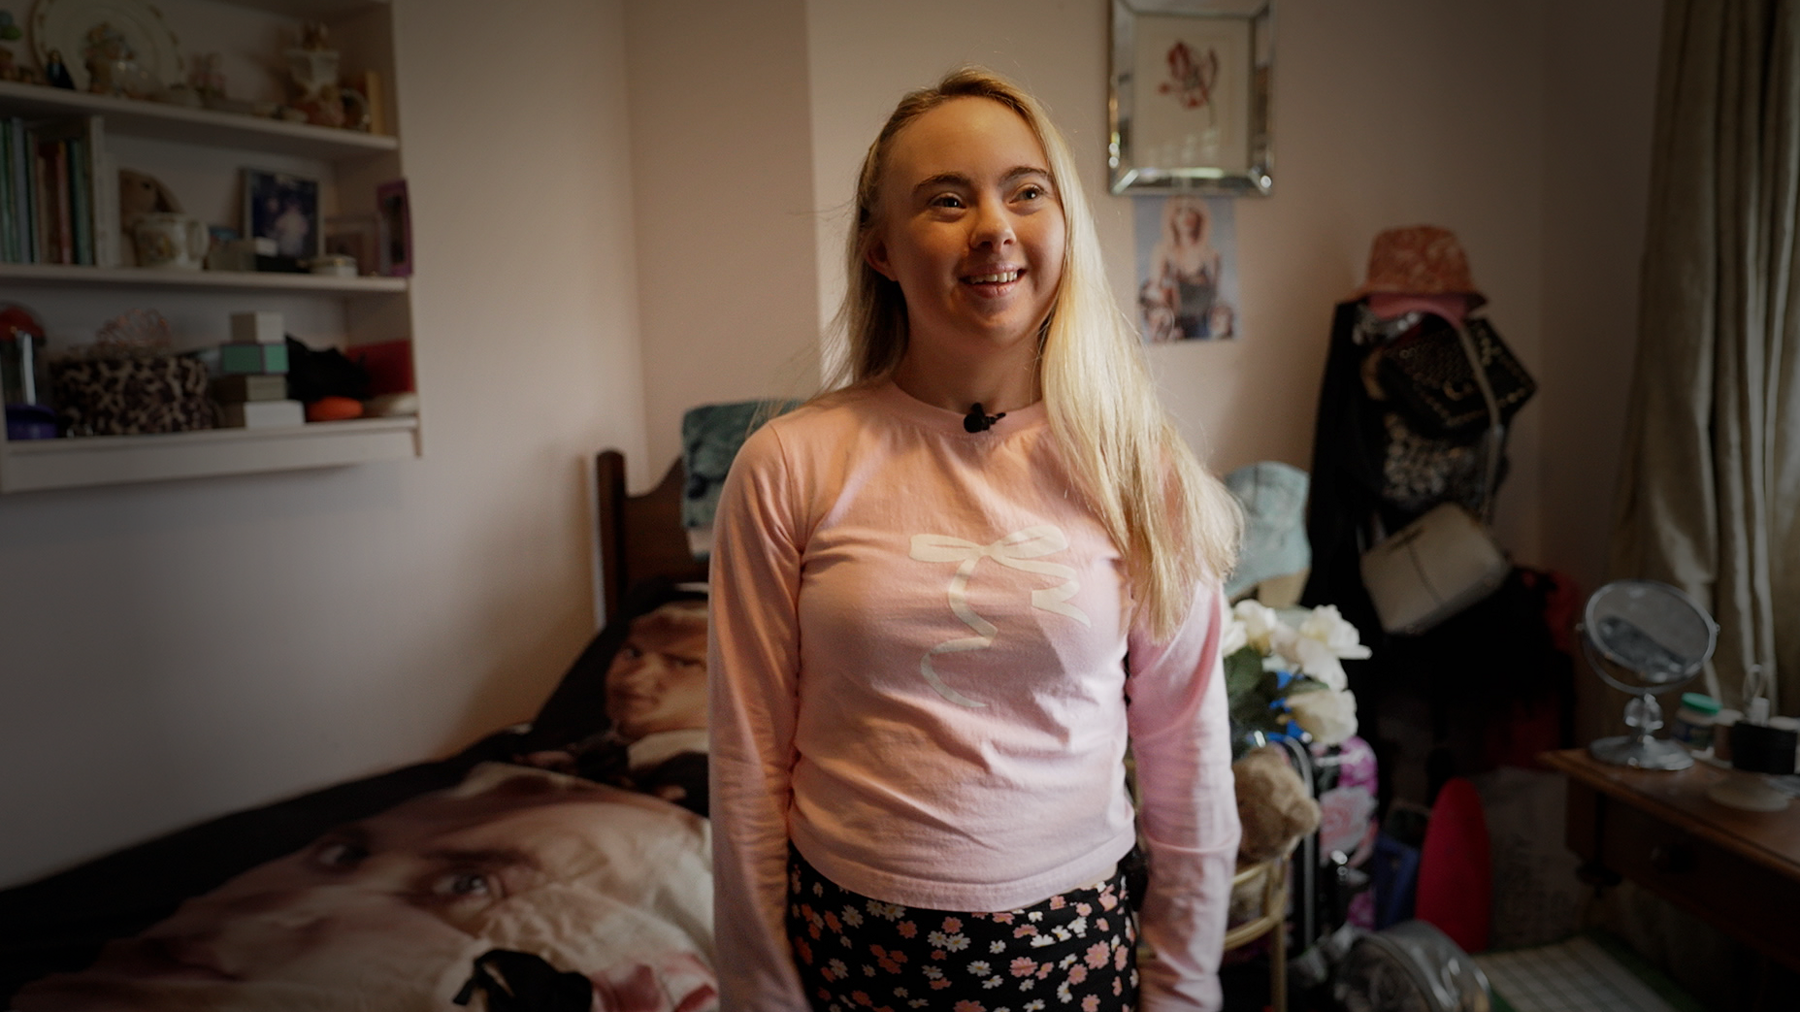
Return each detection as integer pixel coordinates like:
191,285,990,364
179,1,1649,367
595,450,710,624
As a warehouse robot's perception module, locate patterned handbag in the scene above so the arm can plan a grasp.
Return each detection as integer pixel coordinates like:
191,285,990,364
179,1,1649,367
1377,315,1535,441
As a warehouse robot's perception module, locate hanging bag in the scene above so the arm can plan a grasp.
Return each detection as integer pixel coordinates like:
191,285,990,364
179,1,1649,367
1377,316,1535,441
1360,320,1511,635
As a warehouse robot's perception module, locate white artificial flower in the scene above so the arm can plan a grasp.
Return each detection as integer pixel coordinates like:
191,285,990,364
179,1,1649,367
1298,605,1372,660
1252,624,1347,690
1288,689,1359,745
1232,599,1285,654
1220,615,1249,656
1286,635,1349,691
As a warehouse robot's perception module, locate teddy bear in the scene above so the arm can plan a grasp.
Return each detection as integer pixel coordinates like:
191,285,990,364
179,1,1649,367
1234,744,1321,863
1228,745,1323,926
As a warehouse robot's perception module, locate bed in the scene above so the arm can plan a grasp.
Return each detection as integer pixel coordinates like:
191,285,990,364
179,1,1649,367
0,447,718,1012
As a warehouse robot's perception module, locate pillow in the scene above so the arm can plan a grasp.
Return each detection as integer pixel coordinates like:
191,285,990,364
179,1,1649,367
680,400,796,537
520,577,708,755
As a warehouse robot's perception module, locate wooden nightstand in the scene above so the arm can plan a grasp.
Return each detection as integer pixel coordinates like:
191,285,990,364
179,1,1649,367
1542,748,1800,972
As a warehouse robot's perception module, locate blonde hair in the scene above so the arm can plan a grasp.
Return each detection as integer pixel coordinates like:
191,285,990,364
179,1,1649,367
826,67,1241,639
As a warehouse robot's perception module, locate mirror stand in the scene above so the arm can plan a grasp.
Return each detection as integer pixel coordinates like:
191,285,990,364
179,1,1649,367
1588,692,1693,770
1579,580,1717,772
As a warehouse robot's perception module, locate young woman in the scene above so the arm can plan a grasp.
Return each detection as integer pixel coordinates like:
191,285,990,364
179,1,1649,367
709,68,1242,1012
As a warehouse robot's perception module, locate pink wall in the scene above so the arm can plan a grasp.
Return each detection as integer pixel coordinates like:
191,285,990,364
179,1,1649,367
797,0,1659,594
625,0,821,479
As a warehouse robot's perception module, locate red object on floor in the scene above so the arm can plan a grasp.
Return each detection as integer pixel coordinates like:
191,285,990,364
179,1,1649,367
1415,777,1491,953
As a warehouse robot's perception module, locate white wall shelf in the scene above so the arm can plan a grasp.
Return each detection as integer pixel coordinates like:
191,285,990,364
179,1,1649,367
0,80,397,160
0,417,420,493
219,0,389,16
0,0,417,494
0,262,407,294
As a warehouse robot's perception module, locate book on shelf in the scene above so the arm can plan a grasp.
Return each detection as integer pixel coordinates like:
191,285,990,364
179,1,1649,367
0,115,114,267
39,137,70,264
8,119,31,264
0,123,13,262
69,133,91,265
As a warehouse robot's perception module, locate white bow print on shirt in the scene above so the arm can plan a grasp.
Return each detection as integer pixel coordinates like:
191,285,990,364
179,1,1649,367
909,525,1092,708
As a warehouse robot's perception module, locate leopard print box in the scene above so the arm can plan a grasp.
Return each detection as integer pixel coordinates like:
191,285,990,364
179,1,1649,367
51,354,214,436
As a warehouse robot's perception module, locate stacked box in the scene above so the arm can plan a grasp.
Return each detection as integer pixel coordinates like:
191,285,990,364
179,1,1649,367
211,311,302,428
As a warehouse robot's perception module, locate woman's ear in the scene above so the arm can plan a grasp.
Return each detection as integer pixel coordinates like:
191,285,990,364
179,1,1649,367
864,238,895,281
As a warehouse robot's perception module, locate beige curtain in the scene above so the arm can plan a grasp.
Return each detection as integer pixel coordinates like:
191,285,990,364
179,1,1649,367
1612,0,1800,713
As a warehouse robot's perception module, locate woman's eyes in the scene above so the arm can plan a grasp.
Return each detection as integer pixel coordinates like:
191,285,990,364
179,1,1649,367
430,870,498,900
929,186,1049,208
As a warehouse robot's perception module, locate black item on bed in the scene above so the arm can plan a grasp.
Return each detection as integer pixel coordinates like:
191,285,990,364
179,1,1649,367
454,949,595,1012
0,577,707,1007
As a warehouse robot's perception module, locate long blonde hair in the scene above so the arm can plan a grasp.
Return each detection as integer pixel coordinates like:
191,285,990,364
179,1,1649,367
825,67,1240,639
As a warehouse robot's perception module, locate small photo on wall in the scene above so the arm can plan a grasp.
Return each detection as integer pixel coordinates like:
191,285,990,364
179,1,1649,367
376,179,412,277
243,169,320,260
1133,194,1239,342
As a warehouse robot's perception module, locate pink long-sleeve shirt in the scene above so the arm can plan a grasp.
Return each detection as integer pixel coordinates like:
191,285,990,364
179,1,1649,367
707,381,1240,1011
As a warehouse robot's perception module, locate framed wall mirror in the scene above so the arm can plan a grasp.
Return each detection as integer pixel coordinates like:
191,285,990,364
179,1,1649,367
1109,0,1274,195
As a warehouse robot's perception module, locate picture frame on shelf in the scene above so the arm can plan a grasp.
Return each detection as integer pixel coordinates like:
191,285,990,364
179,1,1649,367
1109,0,1273,196
376,179,411,277
323,213,378,276
242,168,320,260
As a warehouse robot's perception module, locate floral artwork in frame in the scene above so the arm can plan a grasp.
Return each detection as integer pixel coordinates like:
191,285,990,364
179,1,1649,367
1110,0,1273,195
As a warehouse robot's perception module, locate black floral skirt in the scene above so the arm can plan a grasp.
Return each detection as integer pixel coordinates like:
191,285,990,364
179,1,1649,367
786,847,1140,1012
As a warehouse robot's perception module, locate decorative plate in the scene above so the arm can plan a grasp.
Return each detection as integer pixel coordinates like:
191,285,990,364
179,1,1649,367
29,0,184,93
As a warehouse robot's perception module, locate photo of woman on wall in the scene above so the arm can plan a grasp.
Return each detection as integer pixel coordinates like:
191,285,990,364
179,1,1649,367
1138,194,1237,342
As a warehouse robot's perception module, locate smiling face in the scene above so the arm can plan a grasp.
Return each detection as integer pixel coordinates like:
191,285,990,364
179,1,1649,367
1174,202,1207,244
605,603,709,741
865,96,1067,399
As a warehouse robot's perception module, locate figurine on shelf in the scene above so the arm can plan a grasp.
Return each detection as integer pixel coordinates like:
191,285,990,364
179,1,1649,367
189,51,224,100
43,48,74,89
0,34,41,84
83,22,157,98
0,10,21,41
285,21,347,128
118,168,182,267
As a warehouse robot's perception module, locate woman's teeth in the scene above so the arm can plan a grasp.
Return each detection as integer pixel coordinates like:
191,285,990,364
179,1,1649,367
965,270,1020,284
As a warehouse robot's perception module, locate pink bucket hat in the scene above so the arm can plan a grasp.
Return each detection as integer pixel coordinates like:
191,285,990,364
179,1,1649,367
1351,225,1486,309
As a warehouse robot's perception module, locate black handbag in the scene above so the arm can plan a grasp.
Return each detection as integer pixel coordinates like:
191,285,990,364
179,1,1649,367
1377,315,1535,441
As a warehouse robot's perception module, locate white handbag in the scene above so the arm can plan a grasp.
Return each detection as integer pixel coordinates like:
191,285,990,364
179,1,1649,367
1360,501,1509,635
1360,321,1510,636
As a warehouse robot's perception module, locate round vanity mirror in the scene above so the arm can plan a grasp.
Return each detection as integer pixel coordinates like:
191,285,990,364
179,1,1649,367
1581,579,1718,770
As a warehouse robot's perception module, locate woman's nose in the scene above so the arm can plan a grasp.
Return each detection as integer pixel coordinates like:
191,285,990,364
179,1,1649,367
969,199,1015,249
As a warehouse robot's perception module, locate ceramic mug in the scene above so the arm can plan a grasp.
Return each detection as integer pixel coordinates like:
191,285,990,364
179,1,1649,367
133,213,210,270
